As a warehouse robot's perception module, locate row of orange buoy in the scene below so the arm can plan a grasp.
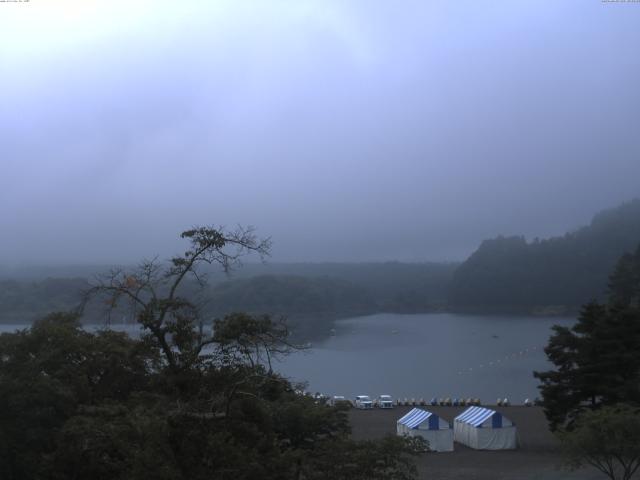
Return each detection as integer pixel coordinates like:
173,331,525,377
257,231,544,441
456,346,543,376
396,398,482,407
395,397,542,407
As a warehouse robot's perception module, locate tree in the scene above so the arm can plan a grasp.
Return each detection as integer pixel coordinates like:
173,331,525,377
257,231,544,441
1,226,425,480
0,312,423,480
301,435,426,480
83,225,271,371
560,405,640,480
0,312,155,480
534,244,640,430
450,199,640,310
608,244,640,308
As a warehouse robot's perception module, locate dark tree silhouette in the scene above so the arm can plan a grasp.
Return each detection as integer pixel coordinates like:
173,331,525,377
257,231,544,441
534,243,640,430
560,405,640,480
83,225,271,370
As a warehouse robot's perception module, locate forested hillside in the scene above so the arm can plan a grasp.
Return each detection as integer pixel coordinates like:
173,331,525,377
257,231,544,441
0,263,456,339
450,199,640,311
201,275,374,339
3,200,638,326
197,261,457,309
0,278,88,323
205,275,369,315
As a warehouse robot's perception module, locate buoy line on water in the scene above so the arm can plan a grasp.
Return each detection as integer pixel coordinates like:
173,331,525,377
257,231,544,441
456,345,543,376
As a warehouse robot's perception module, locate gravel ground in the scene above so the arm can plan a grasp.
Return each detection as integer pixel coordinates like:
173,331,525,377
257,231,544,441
349,406,605,480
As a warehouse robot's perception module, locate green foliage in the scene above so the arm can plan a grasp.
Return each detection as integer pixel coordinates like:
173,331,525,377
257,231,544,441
201,261,456,310
300,435,425,480
560,405,640,480
451,199,640,309
608,245,640,308
207,275,373,317
534,243,640,430
0,310,422,480
51,404,181,480
0,312,155,480
0,277,88,323
0,263,458,341
0,227,423,480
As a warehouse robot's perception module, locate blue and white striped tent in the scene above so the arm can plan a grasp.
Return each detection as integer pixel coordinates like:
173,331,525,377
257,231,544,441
454,407,516,450
396,408,453,452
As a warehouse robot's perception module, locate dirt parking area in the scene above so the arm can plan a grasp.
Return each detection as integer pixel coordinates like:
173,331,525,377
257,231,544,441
349,406,604,480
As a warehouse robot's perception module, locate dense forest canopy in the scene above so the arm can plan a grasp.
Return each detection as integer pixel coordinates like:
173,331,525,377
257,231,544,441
450,199,640,310
0,313,423,479
534,242,640,430
2,200,640,328
0,263,457,340
0,226,425,479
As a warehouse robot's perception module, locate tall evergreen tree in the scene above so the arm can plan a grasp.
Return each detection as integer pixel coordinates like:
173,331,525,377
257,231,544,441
534,244,640,430
608,244,640,308
451,199,640,310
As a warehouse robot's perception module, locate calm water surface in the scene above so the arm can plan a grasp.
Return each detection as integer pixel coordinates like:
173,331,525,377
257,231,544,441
276,313,574,403
0,313,574,404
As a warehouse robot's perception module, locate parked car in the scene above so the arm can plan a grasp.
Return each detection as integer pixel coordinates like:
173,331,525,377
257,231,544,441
354,395,373,409
377,395,394,408
329,395,351,407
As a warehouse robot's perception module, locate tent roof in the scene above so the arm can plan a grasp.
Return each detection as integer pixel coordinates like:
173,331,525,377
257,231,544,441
455,406,504,427
397,408,434,429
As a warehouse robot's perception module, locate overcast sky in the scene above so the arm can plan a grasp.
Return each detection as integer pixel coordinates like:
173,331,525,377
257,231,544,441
1,0,639,265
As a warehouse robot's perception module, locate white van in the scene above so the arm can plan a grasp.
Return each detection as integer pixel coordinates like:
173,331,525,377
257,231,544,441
354,395,373,409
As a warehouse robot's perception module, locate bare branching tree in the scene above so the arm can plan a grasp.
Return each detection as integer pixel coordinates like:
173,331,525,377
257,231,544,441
82,225,271,370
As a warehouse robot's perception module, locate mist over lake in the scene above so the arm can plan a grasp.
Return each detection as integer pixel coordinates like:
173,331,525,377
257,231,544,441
277,313,571,402
3,1,640,478
0,312,571,403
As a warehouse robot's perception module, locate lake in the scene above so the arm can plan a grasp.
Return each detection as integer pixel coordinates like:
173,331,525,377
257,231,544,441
0,312,574,404
275,313,574,403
